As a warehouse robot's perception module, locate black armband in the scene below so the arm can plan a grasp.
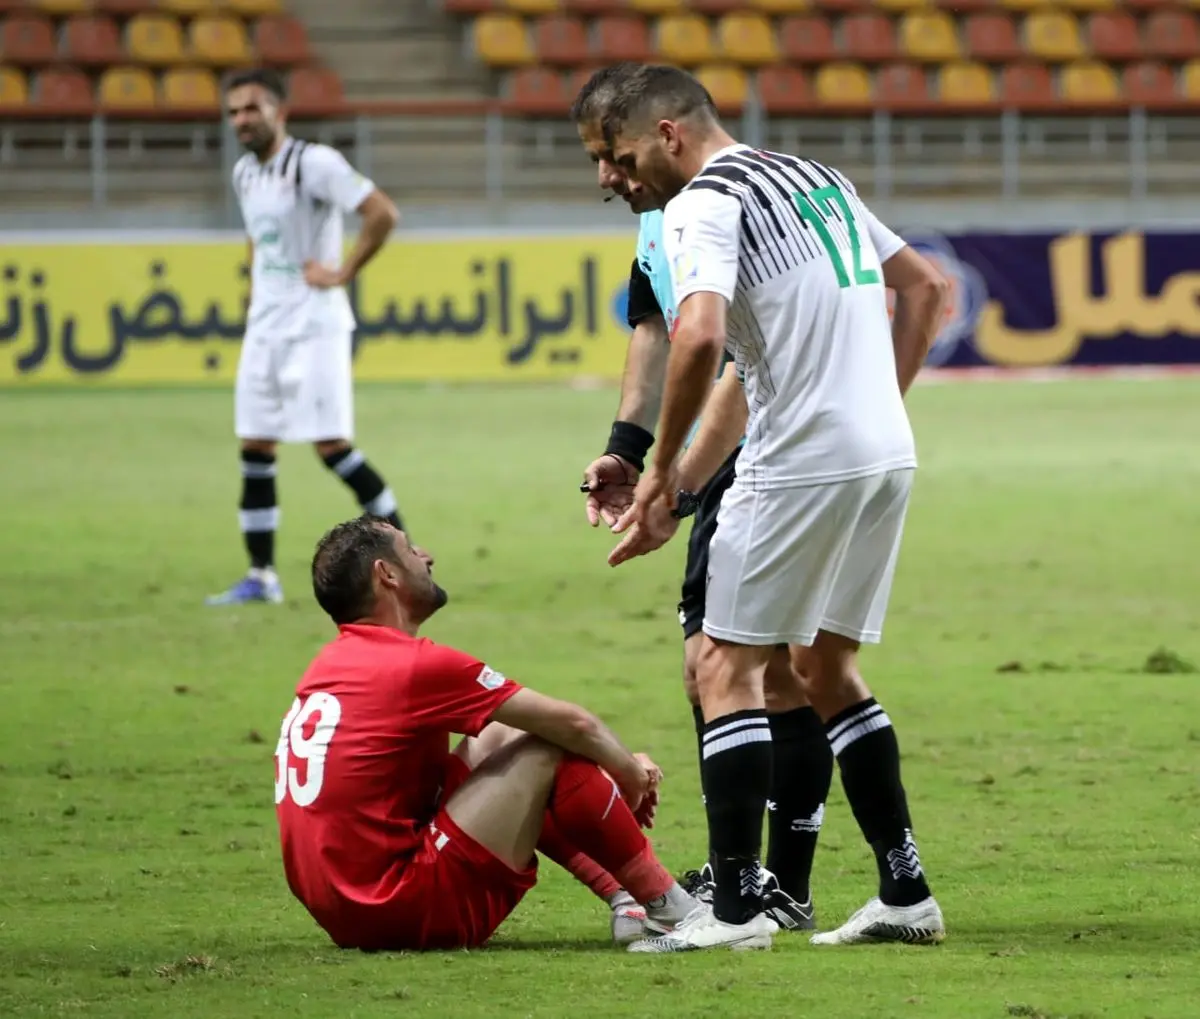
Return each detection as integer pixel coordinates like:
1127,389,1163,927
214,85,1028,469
604,421,654,473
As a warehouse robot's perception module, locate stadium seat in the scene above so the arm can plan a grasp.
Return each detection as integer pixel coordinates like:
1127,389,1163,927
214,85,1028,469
189,15,252,66
0,65,27,107
656,13,714,66
530,13,584,65
756,64,810,114
1122,61,1176,106
715,13,779,65
694,63,747,113
563,0,623,15
159,0,219,14
937,61,995,104
472,13,533,66
1024,10,1084,62
31,67,92,110
875,0,927,11
161,66,221,109
443,0,497,12
504,0,564,15
929,0,992,9
507,66,569,114
747,0,812,14
812,0,862,11
1055,0,1115,10
1181,58,1200,100
841,13,898,62
32,0,92,13
875,62,929,106
126,14,186,66
998,0,1053,10
1144,11,1200,61
287,65,345,116
254,15,313,66
778,15,834,62
98,65,157,108
94,1,159,14
899,10,961,63
565,64,602,99
628,0,684,13
0,14,56,65
1060,59,1119,102
1085,11,1142,62
998,61,1055,107
690,0,750,16
63,15,124,66
964,13,1022,62
593,15,651,62
813,61,872,104
223,0,284,14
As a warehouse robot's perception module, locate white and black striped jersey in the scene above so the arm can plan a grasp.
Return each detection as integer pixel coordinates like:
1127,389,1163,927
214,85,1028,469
232,136,375,337
663,143,916,490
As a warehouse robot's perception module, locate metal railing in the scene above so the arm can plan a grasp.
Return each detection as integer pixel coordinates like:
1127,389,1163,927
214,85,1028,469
0,101,1198,226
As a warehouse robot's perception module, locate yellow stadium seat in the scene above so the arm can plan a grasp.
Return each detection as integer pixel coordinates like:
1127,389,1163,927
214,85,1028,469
189,15,253,66
1182,59,1200,100
814,62,872,105
747,0,809,13
999,0,1052,10
1025,10,1084,60
1057,0,1114,10
628,0,684,13
0,66,28,106
1060,59,1119,102
937,61,995,103
161,66,221,108
222,0,284,16
31,0,92,14
875,0,929,10
126,14,186,66
98,66,157,108
504,0,563,14
900,10,960,62
694,63,748,112
473,14,533,66
656,14,714,66
716,13,778,65
158,0,218,15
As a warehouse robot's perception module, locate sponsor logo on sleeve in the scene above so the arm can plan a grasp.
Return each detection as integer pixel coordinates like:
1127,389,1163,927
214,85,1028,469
476,666,507,691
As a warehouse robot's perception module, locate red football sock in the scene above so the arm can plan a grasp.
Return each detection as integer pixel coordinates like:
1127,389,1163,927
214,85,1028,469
548,755,673,905
537,813,622,901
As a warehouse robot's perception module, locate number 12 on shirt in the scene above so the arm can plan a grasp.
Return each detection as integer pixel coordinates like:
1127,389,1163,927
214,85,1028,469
793,186,881,290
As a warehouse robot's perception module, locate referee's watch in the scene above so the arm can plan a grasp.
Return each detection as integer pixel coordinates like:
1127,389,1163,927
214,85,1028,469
671,489,700,519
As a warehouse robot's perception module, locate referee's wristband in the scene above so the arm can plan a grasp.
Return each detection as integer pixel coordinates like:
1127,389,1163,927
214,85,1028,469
604,421,654,474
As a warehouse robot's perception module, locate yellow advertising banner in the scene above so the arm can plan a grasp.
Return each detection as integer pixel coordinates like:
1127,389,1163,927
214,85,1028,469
0,233,638,385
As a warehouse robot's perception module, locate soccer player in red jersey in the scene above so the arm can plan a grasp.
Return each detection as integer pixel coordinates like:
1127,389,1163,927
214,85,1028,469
274,515,700,952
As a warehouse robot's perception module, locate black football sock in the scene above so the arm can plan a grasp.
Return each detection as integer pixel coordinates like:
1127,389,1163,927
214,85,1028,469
702,709,772,924
766,706,834,904
322,447,404,531
691,703,712,861
827,698,932,907
239,450,277,570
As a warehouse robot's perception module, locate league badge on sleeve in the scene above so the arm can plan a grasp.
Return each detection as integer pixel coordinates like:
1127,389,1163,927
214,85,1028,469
672,249,700,288
476,666,507,691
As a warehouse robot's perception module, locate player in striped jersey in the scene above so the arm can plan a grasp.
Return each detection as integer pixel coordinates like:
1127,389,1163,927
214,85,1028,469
207,69,408,607
600,64,950,953
570,65,835,937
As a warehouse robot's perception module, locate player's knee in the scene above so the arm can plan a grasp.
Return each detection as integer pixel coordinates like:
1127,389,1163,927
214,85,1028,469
695,638,759,702
314,439,350,459
241,439,276,457
764,649,807,713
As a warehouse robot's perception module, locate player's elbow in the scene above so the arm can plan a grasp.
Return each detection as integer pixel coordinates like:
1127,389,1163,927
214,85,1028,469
560,704,602,742
677,323,725,359
363,190,400,231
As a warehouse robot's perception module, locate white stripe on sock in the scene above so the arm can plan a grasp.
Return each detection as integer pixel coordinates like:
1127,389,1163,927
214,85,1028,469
703,716,770,744
830,711,893,757
239,507,280,532
702,727,772,760
364,487,397,517
827,703,884,745
241,460,276,479
331,449,365,478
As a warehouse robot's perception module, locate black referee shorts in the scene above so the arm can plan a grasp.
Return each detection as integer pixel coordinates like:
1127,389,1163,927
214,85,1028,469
678,446,741,640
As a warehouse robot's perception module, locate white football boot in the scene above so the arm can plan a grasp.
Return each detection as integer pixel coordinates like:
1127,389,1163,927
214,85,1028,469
810,896,945,946
627,903,777,954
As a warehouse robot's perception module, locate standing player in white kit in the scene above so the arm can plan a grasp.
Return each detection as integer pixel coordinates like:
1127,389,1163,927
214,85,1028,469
600,64,950,953
208,68,407,606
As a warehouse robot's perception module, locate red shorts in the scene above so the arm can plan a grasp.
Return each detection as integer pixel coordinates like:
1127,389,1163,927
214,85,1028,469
342,755,538,952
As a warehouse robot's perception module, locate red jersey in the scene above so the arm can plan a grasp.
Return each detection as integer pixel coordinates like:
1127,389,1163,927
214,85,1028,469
274,623,521,932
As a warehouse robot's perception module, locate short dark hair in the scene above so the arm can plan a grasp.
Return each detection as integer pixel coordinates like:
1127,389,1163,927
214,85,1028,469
224,67,286,102
311,515,399,625
569,62,644,125
601,64,718,141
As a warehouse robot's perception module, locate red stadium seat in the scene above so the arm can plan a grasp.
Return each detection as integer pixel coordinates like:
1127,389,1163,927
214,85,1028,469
777,15,835,63
508,66,569,115
756,64,810,114
287,66,345,117
963,13,1023,62
874,62,929,106
31,67,93,111
1122,61,1177,105
533,14,588,66
255,15,313,67
1085,11,1142,62
62,15,124,67
690,0,749,14
94,1,161,14
563,0,624,15
841,13,898,63
1144,11,1200,61
593,15,651,62
0,14,57,65
998,62,1055,108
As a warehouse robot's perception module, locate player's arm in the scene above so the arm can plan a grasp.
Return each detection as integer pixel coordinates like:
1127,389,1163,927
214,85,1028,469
675,359,747,493
245,239,254,304
301,146,400,288
862,208,950,396
489,688,646,800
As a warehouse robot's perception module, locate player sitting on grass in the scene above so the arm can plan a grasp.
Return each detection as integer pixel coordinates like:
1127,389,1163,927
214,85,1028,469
273,515,699,951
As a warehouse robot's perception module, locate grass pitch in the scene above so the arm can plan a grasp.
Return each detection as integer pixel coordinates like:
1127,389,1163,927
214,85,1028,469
2,378,1198,1019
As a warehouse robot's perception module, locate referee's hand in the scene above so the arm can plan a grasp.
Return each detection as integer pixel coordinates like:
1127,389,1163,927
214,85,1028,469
579,454,638,529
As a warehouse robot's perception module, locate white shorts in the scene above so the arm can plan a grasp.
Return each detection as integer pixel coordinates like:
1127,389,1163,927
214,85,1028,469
234,328,354,443
703,468,914,647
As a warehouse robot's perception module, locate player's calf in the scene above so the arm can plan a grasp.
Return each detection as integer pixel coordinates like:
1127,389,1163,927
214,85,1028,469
317,441,406,531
